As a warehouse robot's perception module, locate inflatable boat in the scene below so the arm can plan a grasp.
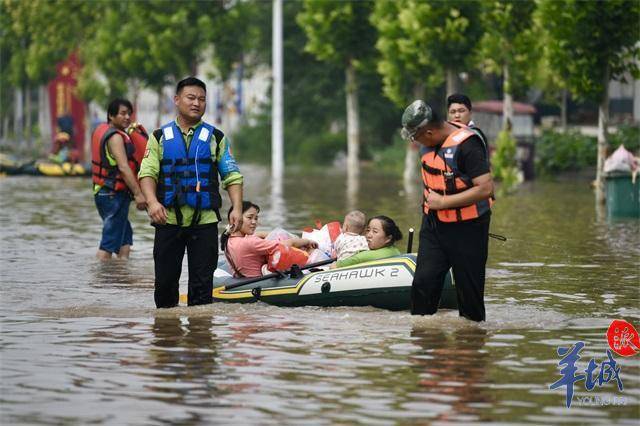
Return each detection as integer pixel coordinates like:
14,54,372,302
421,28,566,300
0,158,89,177
180,254,457,311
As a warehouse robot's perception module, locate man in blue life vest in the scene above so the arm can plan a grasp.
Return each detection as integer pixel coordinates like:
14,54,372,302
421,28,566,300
139,77,243,308
402,100,494,322
91,98,147,260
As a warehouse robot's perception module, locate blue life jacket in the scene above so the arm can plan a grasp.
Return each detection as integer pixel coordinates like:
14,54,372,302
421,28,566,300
156,121,222,225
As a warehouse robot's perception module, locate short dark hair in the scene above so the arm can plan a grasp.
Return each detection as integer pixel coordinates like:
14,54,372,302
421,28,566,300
176,76,207,94
447,93,472,111
106,98,133,122
369,215,403,246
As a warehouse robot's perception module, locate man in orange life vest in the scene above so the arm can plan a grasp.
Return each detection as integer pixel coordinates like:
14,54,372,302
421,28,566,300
91,99,147,260
402,100,494,322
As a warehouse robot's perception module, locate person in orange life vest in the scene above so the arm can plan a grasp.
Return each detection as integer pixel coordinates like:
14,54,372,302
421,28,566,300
91,98,147,260
220,201,317,278
401,100,494,322
139,77,244,308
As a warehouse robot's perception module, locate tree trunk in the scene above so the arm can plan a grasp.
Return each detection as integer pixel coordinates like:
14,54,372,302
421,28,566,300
403,84,424,191
156,86,163,129
82,102,95,162
38,85,52,150
560,88,568,132
446,67,458,98
25,84,32,149
14,87,24,143
130,79,140,123
502,64,514,131
345,61,360,181
83,102,92,162
0,114,9,143
595,66,610,205
2,115,8,144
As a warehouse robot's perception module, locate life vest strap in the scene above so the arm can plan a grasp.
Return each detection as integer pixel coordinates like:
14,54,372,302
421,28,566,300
162,184,215,193
161,170,200,179
421,162,443,176
160,158,212,166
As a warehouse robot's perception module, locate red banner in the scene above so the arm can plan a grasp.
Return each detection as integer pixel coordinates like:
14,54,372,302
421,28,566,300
48,53,86,161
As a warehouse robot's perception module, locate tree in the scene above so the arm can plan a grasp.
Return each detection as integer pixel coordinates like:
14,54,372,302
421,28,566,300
79,1,213,118
538,0,640,200
477,0,539,129
371,0,442,107
79,0,269,127
297,0,377,178
371,0,483,186
395,0,484,99
2,0,98,145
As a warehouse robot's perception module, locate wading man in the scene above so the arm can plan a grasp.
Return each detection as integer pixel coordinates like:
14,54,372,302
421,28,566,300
92,98,147,260
402,100,494,322
139,77,243,308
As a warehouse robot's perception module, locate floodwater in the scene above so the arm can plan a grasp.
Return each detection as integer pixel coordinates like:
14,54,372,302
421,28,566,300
1,165,638,425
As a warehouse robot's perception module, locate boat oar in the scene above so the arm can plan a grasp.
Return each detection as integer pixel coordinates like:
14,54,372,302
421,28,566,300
489,233,507,241
406,228,414,253
222,258,336,291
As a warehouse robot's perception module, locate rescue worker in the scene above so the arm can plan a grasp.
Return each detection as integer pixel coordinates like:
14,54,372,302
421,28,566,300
402,100,494,322
91,98,147,260
139,77,243,308
446,93,489,148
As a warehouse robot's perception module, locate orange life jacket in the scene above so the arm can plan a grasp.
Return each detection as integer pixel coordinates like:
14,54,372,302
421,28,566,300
91,123,145,192
127,123,148,167
421,125,493,222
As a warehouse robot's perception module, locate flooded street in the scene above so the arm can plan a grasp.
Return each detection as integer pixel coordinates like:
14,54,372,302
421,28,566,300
1,165,639,425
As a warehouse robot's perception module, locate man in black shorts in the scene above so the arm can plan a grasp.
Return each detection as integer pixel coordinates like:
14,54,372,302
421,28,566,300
401,100,494,322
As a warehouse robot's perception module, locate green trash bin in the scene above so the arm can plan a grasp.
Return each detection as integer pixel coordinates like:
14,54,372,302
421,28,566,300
605,171,640,218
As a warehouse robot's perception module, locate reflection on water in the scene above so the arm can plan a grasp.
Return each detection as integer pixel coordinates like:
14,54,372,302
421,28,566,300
409,328,491,423
0,168,638,425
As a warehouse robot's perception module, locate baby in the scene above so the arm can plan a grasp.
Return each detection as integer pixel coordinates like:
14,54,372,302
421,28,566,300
334,210,369,262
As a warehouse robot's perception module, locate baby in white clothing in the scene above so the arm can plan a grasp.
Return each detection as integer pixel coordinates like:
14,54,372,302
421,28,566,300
334,210,369,262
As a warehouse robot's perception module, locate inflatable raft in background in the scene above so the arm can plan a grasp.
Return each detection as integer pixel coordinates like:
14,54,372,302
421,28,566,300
180,254,457,311
0,155,90,177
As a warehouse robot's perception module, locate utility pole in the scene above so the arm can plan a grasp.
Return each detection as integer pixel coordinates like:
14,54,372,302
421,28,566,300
271,0,284,184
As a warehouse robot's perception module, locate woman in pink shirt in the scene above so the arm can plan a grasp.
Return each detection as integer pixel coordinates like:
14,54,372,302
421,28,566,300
221,201,317,278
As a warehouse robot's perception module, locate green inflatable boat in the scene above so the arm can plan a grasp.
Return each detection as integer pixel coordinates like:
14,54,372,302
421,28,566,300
180,254,457,311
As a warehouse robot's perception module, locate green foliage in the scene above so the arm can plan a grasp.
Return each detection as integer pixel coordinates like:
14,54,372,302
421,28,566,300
371,0,483,107
2,0,98,87
492,129,519,190
609,125,640,153
535,126,639,177
290,124,346,164
232,110,345,165
370,134,408,175
535,130,597,175
232,111,271,163
477,0,539,97
297,0,377,66
538,0,640,103
78,0,218,103
371,0,439,106
205,1,270,81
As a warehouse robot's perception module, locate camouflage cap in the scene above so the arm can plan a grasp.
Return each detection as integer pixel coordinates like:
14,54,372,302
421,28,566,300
401,100,433,139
